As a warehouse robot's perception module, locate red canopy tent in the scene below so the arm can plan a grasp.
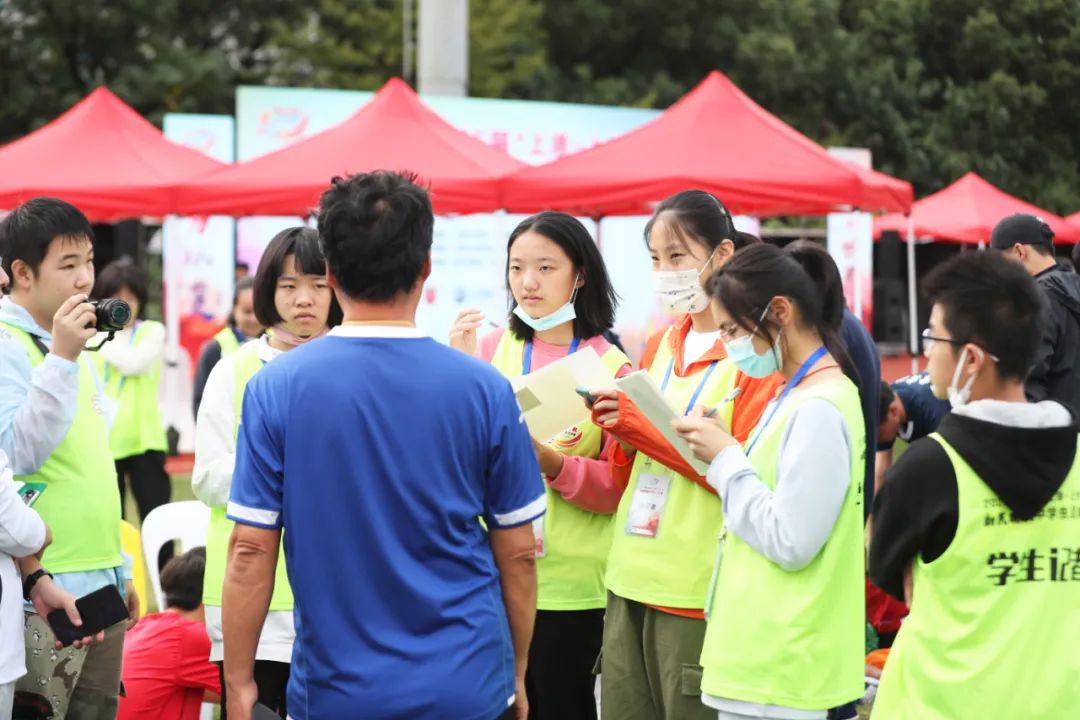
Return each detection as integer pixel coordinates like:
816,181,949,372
875,172,1080,244
1068,211,1080,229
499,70,913,217
172,78,525,217
0,87,224,222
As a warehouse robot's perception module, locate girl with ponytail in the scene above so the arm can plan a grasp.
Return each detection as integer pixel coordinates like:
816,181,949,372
674,241,867,720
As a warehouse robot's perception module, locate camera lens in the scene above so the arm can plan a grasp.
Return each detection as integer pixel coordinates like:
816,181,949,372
91,299,131,332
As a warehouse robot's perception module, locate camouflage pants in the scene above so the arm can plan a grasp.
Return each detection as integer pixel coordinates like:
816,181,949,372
14,613,125,720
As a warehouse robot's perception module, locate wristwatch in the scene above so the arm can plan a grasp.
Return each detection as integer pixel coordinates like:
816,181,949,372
22,568,53,601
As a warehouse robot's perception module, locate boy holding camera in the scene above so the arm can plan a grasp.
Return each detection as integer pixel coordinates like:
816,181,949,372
0,197,138,719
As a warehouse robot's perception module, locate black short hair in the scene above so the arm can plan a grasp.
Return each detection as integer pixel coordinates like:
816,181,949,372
506,211,618,341
0,197,93,280
93,259,148,319
160,546,206,611
922,251,1044,381
644,190,756,254
229,277,256,327
253,227,342,328
317,171,434,301
1072,243,1080,273
878,381,895,424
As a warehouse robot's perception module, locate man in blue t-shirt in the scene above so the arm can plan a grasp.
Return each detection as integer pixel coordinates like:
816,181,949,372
222,172,545,720
875,371,951,494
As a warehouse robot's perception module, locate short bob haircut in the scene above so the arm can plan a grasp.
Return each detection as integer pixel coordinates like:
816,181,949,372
94,258,148,319
252,227,342,328
506,211,618,341
0,197,94,282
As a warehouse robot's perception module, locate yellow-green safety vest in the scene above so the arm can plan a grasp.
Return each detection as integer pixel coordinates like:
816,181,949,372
201,341,293,610
604,326,739,609
0,323,122,573
95,320,167,460
699,376,865,710
872,433,1080,719
490,332,630,610
215,326,242,357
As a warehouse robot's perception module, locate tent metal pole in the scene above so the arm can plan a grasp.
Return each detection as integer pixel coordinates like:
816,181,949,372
907,213,918,374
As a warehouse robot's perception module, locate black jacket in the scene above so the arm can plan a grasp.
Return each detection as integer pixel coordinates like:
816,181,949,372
869,404,1078,600
1029,265,1080,411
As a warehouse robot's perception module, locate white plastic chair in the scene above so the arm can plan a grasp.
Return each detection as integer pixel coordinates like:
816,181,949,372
140,500,211,612
139,500,216,720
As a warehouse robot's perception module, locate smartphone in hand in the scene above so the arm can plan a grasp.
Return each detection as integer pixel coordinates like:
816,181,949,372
47,584,128,647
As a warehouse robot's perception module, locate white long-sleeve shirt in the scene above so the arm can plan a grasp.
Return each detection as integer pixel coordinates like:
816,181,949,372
0,450,47,684
192,336,293,662
94,320,166,377
703,397,853,720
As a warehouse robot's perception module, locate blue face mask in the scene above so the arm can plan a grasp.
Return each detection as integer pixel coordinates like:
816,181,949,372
512,278,580,333
721,306,783,378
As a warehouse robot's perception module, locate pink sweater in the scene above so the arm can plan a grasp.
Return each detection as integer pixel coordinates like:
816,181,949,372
479,328,632,513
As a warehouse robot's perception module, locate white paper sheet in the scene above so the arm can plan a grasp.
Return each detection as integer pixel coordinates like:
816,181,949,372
510,346,613,442
615,370,710,475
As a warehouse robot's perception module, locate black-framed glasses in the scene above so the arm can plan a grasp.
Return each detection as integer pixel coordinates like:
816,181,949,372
921,328,1000,362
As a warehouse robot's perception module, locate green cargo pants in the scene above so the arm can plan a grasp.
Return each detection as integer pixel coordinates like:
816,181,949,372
600,592,713,720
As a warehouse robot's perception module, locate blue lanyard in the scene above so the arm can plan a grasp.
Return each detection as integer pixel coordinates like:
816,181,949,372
744,345,828,456
522,336,580,375
661,356,719,416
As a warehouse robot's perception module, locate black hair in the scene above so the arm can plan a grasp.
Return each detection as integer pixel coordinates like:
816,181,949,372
1072,243,1080,273
229,276,256,328
878,381,895,424
317,171,434,301
506,211,618,341
160,546,206,611
706,241,849,373
236,261,250,272
643,190,755,255
93,258,148,319
0,197,93,282
253,227,342,328
922,251,1043,381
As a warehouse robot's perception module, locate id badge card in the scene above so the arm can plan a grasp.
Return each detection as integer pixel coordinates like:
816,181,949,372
625,472,672,538
533,515,546,558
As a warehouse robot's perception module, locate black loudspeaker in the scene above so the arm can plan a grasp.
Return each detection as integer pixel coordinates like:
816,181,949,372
873,279,907,344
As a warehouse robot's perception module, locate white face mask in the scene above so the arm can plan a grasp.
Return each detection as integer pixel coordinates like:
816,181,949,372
652,250,716,315
947,346,983,409
512,275,580,332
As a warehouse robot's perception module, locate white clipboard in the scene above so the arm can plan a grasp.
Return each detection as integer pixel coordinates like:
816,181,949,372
615,370,710,474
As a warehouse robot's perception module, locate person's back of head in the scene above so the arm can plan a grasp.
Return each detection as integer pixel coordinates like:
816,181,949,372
317,171,434,302
922,251,1043,395
161,546,206,614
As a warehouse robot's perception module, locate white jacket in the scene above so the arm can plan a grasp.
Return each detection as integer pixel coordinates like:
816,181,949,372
0,450,47,684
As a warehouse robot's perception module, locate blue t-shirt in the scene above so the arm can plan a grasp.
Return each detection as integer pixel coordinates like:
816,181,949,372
228,326,545,720
888,371,950,446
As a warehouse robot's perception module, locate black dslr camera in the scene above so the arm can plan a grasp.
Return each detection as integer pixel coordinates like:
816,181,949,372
86,298,131,351
90,298,131,332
